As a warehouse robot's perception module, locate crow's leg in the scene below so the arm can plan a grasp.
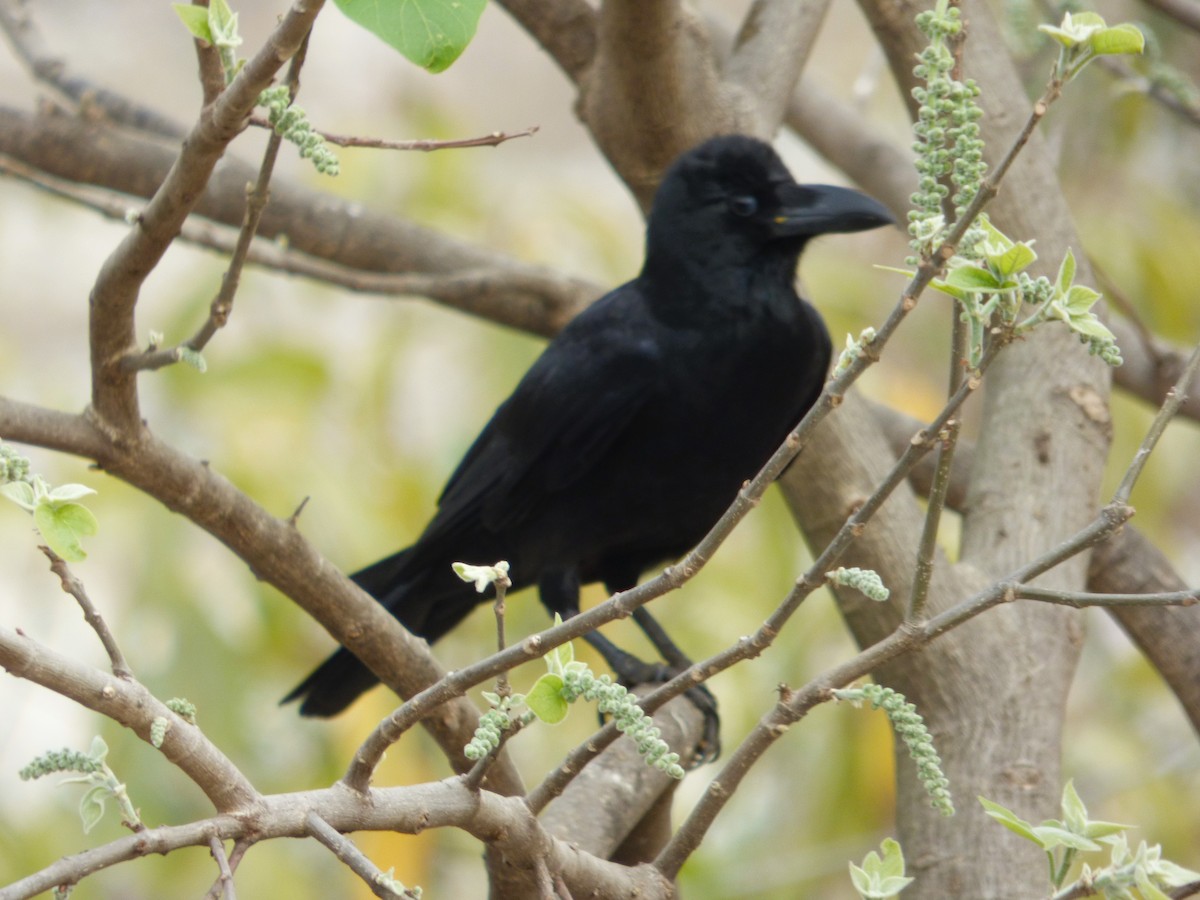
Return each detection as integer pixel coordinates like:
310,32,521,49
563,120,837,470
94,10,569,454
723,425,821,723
535,570,720,761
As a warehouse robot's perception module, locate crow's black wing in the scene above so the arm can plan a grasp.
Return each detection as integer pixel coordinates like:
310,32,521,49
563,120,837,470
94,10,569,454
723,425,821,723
423,287,663,542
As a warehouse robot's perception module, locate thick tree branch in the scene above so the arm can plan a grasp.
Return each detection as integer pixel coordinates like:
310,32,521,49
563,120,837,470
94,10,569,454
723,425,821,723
724,0,832,134
0,0,186,139
0,779,675,900
0,108,596,335
579,0,755,211
493,0,597,84
872,398,1200,738
0,395,524,796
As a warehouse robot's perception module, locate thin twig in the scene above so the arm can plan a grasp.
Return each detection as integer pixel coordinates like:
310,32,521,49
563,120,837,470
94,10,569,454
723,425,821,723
493,571,513,698
121,32,315,373
38,546,132,678
248,117,540,151
1112,340,1200,505
1014,585,1198,608
305,812,412,900
205,836,238,900
85,0,326,433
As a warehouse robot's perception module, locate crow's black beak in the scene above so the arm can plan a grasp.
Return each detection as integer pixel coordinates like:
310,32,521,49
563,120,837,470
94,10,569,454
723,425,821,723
771,183,895,237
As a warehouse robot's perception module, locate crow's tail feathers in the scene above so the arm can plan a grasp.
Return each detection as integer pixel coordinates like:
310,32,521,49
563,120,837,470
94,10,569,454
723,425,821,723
282,546,487,717
282,645,379,717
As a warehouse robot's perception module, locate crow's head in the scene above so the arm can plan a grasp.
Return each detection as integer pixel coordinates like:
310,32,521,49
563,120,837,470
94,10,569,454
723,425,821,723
644,135,894,272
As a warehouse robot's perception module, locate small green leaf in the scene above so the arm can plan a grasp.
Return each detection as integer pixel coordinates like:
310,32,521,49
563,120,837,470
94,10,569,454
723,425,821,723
1038,11,1106,48
1082,818,1132,840
876,838,907,880
987,242,1037,278
1152,857,1200,887
525,673,568,724
1063,285,1101,316
849,861,873,897
1067,315,1116,342
87,735,109,763
1135,868,1172,900
850,837,913,899
1,480,37,512
34,501,99,562
941,264,1003,293
979,796,1040,844
1090,23,1145,57
1056,249,1076,295
173,4,213,43
332,0,487,73
206,0,242,49
1060,779,1088,834
1031,823,1101,852
78,784,108,834
46,483,97,504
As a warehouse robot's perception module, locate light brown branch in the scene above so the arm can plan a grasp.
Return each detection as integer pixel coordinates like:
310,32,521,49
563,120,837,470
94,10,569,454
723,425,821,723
37,546,132,678
0,395,524,796
86,0,325,433
0,781,674,900
0,622,261,814
724,0,832,133
0,0,186,139
249,118,541,151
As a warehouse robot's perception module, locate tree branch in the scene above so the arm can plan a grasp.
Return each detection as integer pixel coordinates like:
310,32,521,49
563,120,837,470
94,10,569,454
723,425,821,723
87,1,325,433
0,395,524,796
37,546,132,678
0,622,261,814
724,0,832,133
0,780,675,900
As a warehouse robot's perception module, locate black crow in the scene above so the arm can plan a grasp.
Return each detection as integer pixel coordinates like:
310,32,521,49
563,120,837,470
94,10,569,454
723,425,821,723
285,135,893,757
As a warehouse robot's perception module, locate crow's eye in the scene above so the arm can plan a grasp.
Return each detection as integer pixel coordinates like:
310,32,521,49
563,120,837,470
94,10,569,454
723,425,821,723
728,195,758,217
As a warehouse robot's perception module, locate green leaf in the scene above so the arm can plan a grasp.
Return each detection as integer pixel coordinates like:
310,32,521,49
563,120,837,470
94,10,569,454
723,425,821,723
1082,819,1132,840
1056,248,1076,295
525,673,567,724
1063,285,1101,316
1067,315,1116,342
46,483,97,504
1135,868,1173,900
0,480,37,512
987,241,1037,278
849,861,873,897
876,838,907,880
941,264,1003,293
34,501,99,562
88,735,109,763
1090,23,1145,57
206,0,242,49
173,4,213,43
979,796,1041,844
78,784,108,834
1038,11,1106,48
1031,823,1101,852
331,0,487,73
1061,779,1088,834
1152,857,1200,887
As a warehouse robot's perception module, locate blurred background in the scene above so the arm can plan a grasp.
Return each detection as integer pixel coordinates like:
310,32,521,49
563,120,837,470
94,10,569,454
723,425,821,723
1,1,1198,897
